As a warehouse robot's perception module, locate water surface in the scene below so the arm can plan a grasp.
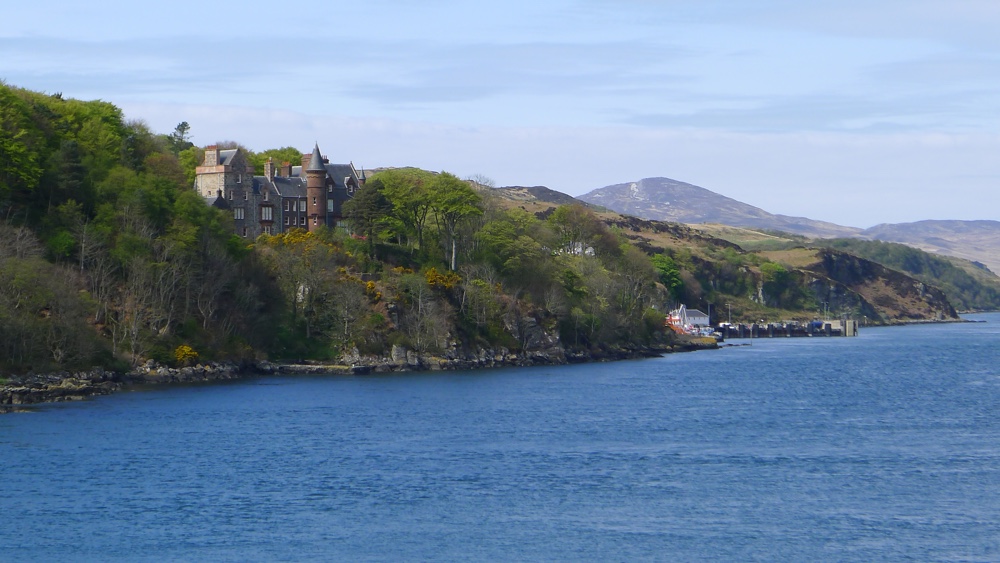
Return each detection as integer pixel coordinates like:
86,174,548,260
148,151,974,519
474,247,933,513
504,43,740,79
2,315,999,561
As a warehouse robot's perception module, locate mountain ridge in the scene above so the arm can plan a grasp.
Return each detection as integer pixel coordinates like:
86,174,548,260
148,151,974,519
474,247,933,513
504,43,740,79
577,177,1000,274
580,177,862,239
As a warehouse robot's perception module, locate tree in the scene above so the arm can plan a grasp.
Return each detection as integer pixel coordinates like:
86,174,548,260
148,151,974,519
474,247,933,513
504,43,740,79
375,168,435,251
169,121,192,154
652,254,684,301
249,146,303,175
547,204,619,258
429,172,482,271
343,178,392,257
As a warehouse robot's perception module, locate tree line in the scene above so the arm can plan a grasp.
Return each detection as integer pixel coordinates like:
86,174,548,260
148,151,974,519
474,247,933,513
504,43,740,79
0,83,686,374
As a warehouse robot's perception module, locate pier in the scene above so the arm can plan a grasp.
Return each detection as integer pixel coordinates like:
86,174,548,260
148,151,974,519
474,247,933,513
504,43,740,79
719,319,858,339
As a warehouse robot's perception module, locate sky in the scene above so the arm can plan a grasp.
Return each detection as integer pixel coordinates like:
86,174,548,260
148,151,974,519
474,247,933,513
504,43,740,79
3,0,1000,228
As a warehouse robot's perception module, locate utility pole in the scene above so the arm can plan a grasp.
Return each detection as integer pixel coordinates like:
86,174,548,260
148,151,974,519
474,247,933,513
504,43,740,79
726,303,732,325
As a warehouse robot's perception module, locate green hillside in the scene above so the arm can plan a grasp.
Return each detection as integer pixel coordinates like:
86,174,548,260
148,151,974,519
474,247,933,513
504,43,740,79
0,83,971,377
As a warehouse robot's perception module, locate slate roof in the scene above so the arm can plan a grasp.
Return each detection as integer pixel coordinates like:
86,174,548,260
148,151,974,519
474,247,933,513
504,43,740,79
210,192,230,210
257,175,307,198
218,149,238,166
324,163,358,190
306,144,325,172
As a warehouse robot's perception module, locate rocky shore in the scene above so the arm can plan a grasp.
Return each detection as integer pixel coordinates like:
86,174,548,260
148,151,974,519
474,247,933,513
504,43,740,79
1,337,716,411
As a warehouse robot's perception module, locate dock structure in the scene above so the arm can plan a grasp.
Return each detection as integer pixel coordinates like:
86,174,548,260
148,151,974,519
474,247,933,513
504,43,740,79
720,319,858,339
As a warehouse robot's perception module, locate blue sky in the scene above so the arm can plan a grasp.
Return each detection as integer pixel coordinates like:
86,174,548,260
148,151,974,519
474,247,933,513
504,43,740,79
4,0,1000,227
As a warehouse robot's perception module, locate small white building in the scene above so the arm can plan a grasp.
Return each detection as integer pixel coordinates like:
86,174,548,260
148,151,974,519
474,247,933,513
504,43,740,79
668,305,711,329
686,308,710,327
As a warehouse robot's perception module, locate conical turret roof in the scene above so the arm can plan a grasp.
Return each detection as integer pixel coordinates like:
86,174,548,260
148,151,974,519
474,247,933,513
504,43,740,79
306,143,325,172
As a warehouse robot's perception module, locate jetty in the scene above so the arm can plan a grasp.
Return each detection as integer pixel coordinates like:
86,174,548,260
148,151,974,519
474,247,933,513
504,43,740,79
719,319,858,339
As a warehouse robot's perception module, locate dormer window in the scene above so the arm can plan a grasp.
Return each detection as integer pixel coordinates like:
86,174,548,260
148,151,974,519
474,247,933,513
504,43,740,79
263,191,269,202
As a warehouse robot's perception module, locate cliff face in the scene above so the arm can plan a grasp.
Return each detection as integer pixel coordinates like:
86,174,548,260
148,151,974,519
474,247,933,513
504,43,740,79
800,249,959,323
596,212,959,324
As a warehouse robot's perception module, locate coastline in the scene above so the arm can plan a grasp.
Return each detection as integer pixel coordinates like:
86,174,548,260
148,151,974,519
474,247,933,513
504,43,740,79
0,337,717,412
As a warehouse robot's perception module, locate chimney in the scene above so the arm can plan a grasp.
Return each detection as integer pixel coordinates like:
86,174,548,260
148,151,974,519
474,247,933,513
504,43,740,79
280,161,292,177
204,145,220,166
264,157,276,181
301,153,311,170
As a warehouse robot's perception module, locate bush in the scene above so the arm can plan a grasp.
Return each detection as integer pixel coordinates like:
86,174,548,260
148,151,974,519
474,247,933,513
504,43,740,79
174,344,199,366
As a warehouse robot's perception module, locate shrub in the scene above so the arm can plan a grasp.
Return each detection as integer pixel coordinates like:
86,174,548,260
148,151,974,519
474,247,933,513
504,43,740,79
174,344,199,366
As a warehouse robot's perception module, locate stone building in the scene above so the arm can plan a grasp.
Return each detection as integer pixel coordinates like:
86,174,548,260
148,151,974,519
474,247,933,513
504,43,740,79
194,143,364,238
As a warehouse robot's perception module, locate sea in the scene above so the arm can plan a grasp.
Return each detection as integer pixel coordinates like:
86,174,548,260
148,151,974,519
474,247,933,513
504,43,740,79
2,314,999,561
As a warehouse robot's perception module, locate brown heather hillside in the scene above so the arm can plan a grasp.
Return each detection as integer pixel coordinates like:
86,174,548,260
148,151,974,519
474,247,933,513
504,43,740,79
490,185,960,324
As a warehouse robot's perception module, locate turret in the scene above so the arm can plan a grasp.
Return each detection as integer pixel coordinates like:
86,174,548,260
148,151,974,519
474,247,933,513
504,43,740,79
305,143,327,232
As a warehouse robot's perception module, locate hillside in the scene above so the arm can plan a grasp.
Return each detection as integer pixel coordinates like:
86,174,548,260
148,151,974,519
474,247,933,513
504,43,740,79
578,177,862,238
694,224,1000,312
579,177,1000,275
490,187,960,325
862,220,1000,274
0,81,974,386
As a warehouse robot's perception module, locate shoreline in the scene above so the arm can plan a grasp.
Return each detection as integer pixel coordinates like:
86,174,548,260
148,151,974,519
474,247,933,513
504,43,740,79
1,338,716,412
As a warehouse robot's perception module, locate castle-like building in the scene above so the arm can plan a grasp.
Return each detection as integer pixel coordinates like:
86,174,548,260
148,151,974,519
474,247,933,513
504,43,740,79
194,143,364,238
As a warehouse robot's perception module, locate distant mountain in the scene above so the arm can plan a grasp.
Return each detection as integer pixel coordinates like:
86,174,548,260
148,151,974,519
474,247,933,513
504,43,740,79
579,177,1000,274
861,220,1000,274
579,177,862,239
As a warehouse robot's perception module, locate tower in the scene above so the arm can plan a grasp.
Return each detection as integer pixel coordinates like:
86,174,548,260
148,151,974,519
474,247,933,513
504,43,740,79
305,143,327,232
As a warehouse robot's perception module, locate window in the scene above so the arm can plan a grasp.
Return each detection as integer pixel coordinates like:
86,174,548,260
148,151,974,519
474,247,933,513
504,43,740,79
263,191,269,202
242,227,248,237
285,216,290,226
284,200,290,211
299,201,306,212
261,207,273,221
228,190,233,200
263,225,272,235
243,191,248,200
292,217,297,226
312,196,317,205
328,184,333,193
327,200,334,212
313,217,318,225
234,208,245,220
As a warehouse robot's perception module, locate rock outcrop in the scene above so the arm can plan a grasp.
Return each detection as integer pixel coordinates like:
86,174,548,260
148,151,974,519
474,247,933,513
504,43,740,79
801,249,959,323
1,332,714,411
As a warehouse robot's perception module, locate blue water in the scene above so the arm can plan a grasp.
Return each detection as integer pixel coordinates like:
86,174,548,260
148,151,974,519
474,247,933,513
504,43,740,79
2,315,1000,561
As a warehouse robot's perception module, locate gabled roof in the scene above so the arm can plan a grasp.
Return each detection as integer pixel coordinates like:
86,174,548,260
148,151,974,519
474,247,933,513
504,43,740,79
324,163,359,189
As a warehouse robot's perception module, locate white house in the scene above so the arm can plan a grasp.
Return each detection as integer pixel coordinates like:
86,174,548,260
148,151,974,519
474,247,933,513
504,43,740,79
668,305,711,328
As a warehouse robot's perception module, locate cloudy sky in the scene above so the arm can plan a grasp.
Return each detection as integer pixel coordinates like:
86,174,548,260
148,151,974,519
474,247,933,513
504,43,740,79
4,0,1000,227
